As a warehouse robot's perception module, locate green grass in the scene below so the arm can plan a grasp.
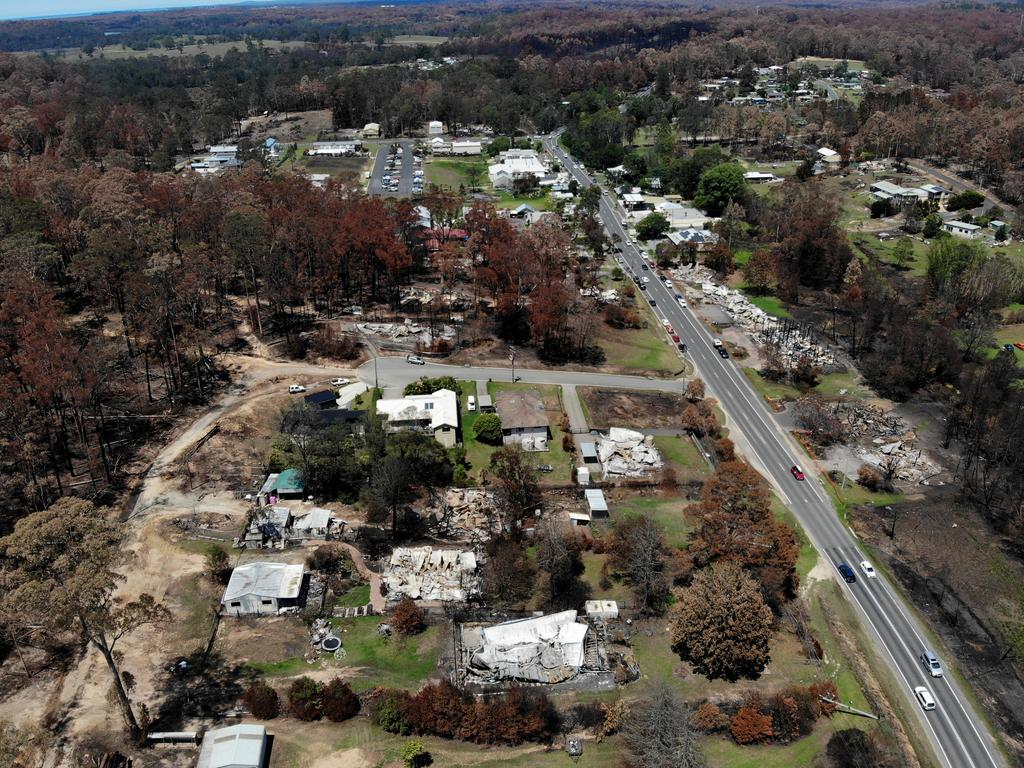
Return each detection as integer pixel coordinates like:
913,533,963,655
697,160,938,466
815,371,871,398
23,39,307,60
386,34,449,46
613,495,694,549
791,56,866,72
494,190,556,211
485,382,573,483
244,656,311,677
424,157,487,190
653,435,711,481
703,730,829,768
849,232,930,276
334,583,371,608
581,551,634,606
743,368,801,402
822,471,904,527
328,617,441,691
990,323,1024,364
733,249,753,267
746,293,793,319
457,379,497,478
597,271,683,374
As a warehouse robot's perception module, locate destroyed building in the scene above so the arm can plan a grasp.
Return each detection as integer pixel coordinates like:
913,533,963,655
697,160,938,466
459,610,605,685
383,546,480,603
596,428,663,477
424,487,503,541
237,505,343,548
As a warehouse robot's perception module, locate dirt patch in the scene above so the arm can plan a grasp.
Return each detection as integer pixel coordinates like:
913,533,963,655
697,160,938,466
217,616,311,669
580,387,688,430
851,490,1024,763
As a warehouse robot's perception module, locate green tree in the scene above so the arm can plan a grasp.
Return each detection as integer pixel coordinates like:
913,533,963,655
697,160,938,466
694,163,746,216
635,212,671,241
0,498,171,735
669,562,773,681
401,739,432,768
923,213,942,238
473,412,503,445
204,545,231,585
403,376,459,396
891,237,914,269
288,676,324,721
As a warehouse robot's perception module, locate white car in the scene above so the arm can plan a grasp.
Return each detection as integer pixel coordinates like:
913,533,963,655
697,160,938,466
914,686,936,711
330,378,351,387
288,385,306,394
661,319,671,327
860,560,877,578
406,355,425,365
468,395,477,412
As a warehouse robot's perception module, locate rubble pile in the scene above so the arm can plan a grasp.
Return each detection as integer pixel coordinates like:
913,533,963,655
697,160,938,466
383,546,481,603
357,320,456,345
425,488,502,541
579,287,620,303
674,265,834,367
832,401,906,439
856,438,943,484
597,428,663,477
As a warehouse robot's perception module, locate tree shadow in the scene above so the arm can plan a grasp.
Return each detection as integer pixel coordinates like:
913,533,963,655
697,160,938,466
150,650,248,730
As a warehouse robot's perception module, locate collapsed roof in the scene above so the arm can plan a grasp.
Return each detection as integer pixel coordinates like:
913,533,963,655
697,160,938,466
468,611,589,684
384,546,480,602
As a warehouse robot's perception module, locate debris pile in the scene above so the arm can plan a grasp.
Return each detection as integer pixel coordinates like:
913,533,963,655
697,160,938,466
832,401,906,439
675,265,835,367
856,439,943,484
308,618,346,661
597,428,663,477
357,320,457,345
579,287,620,303
383,546,480,603
425,488,502,541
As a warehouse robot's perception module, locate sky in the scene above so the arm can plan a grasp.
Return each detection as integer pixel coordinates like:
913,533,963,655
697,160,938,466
1,0,253,21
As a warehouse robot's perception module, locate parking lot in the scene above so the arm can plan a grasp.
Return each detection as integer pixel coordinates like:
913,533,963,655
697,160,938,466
368,139,423,197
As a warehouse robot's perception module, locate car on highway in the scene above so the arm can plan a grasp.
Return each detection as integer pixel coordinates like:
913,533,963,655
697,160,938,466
677,298,687,308
677,342,687,352
672,334,681,342
640,263,649,271
717,346,730,358
790,465,806,481
837,563,857,583
914,686,936,711
288,384,306,394
920,650,944,678
860,560,877,578
330,378,351,387
406,355,425,365
648,299,656,306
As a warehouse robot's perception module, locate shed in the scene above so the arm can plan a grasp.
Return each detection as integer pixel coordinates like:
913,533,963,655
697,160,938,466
257,468,305,505
584,600,619,620
478,394,494,412
303,389,338,410
196,724,267,768
580,442,598,463
585,489,608,517
576,466,591,486
222,562,304,616
568,511,591,527
942,220,982,239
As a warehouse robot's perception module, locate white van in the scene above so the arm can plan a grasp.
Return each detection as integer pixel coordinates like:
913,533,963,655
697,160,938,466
914,686,936,711
468,395,477,412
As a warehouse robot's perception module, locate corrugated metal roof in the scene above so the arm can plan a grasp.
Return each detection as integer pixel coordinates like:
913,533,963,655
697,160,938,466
584,489,608,513
197,724,266,768
223,563,304,602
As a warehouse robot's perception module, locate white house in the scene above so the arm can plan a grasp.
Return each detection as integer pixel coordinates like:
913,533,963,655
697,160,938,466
655,201,714,229
307,140,361,156
942,221,982,239
363,122,381,139
743,171,778,184
222,562,305,616
197,724,267,768
376,388,459,447
451,140,482,156
428,120,444,135
816,147,841,164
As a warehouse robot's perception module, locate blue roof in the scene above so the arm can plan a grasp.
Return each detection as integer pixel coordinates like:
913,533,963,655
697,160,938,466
304,390,337,406
265,137,279,147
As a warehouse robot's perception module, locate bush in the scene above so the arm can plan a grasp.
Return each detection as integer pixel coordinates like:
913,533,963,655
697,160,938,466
243,680,280,719
604,304,642,329
322,678,360,722
729,706,775,744
287,676,323,721
372,692,412,735
401,740,432,768
946,190,984,211
404,376,458,396
391,597,426,635
857,465,883,491
473,413,503,445
692,702,729,733
204,545,231,585
714,437,735,462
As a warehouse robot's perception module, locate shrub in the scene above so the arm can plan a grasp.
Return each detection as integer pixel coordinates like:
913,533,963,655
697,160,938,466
322,678,360,722
472,413,503,445
373,692,411,735
857,465,883,491
714,437,735,461
287,676,323,721
391,597,426,635
692,702,729,733
404,376,458,396
946,190,984,211
242,680,279,719
401,740,432,768
729,706,775,744
204,546,230,585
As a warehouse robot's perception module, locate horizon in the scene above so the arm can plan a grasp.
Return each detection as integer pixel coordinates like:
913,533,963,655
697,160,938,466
0,0,258,21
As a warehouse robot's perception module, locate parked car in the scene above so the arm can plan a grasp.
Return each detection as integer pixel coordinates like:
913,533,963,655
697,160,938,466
672,334,681,342
468,395,477,412
837,563,857,583
648,299,656,306
288,384,306,394
677,342,687,352
330,378,351,387
860,560,877,578
717,346,730,359
920,650,944,678
790,465,806,481
406,355,425,365
914,686,936,711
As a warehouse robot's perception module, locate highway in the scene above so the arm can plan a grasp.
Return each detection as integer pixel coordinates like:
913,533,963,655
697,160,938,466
542,132,1004,768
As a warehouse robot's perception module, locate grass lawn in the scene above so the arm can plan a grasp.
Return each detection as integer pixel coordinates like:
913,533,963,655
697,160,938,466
424,157,487,191
989,322,1024,364
742,160,802,178
581,551,634,606
746,293,793,319
849,232,930,277
822,471,904,527
597,264,684,375
792,56,866,71
613,494,693,549
653,435,711,482
733,249,753,267
457,379,499,479
744,368,801,402
486,382,574,483
328,617,442,691
494,190,557,211
703,730,829,768
815,371,871,398
334,583,371,608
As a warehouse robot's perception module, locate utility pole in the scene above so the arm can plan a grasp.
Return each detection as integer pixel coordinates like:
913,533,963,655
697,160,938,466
374,355,379,390
509,345,517,382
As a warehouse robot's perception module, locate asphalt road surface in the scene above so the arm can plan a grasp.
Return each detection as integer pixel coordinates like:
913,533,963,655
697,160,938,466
905,159,998,212
368,139,416,197
541,131,1004,768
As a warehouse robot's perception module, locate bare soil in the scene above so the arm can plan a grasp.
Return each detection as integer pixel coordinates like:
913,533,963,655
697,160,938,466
579,387,688,430
851,489,1024,763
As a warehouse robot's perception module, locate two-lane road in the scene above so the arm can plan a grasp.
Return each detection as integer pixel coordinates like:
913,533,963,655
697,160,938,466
543,132,1003,768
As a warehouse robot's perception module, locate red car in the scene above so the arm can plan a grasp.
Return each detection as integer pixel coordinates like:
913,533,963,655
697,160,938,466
790,465,806,481
671,334,681,342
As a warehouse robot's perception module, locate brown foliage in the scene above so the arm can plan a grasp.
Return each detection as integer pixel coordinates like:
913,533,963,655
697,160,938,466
391,596,426,635
714,437,735,462
242,680,279,719
322,678,360,722
729,706,775,745
680,400,719,437
604,304,642,329
692,702,729,733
